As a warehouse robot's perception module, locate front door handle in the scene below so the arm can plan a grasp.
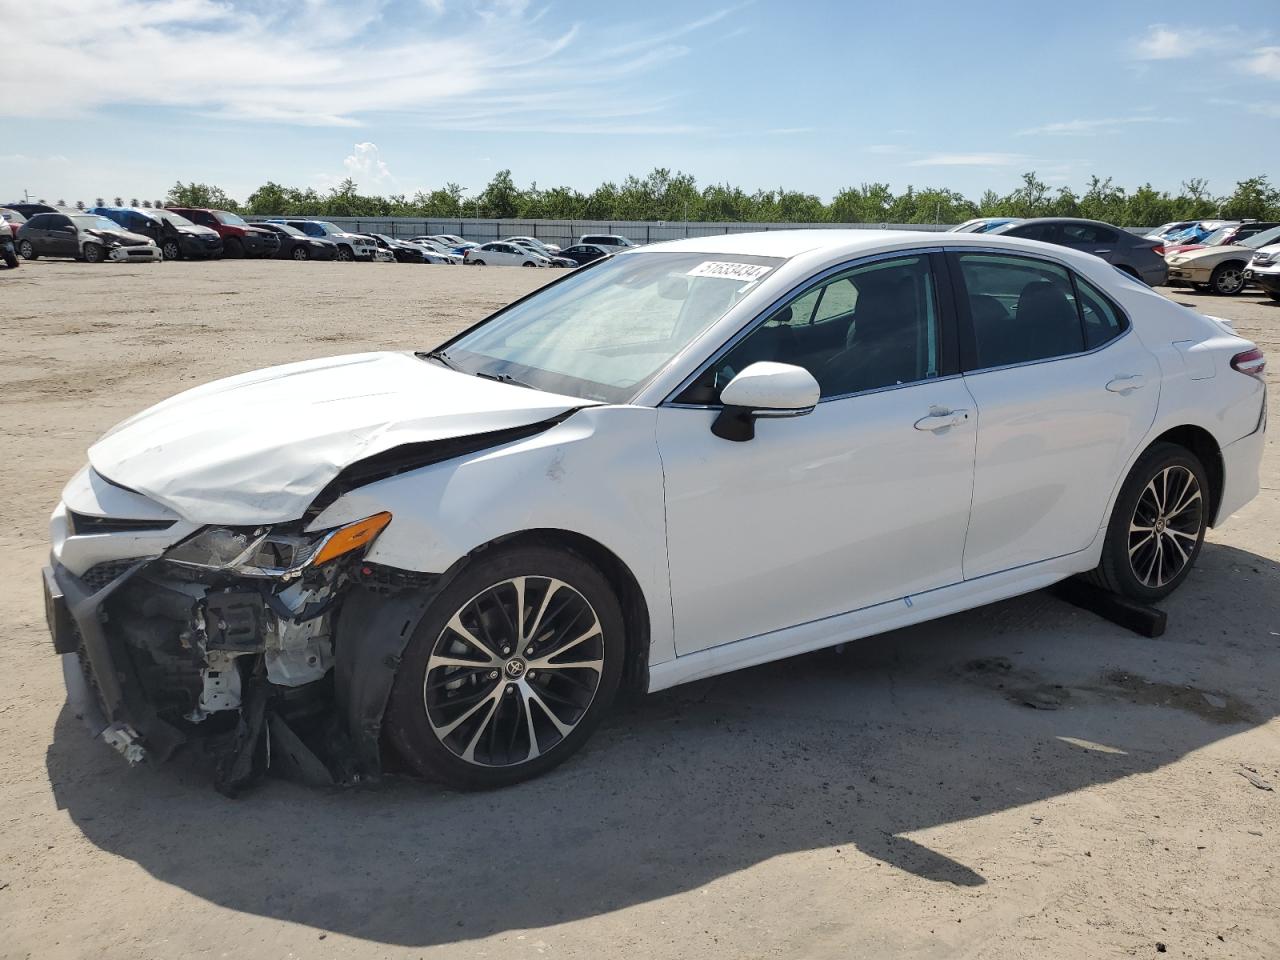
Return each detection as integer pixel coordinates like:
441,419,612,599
914,408,970,432
1106,374,1146,394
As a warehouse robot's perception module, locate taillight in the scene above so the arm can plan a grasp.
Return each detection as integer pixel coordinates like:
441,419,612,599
1152,245,1165,256
1231,348,1266,379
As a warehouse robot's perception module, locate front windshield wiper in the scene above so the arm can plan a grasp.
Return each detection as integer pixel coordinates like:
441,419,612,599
475,370,537,390
417,349,459,370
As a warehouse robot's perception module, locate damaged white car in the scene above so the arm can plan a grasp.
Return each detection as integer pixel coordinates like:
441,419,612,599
45,231,1266,793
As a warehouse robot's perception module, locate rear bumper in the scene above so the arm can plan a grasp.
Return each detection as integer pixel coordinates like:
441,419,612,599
1215,413,1266,526
241,234,280,258
1136,261,1168,286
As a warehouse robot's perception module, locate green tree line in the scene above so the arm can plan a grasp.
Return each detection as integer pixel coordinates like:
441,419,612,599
160,169,1280,225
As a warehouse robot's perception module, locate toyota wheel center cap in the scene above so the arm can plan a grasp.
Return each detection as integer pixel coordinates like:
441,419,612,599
505,659,527,679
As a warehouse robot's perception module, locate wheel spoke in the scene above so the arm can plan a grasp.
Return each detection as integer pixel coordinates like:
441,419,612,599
458,696,502,763
1129,532,1155,556
524,579,566,648
1164,531,1190,566
431,685,501,739
525,685,576,738
530,624,602,670
444,613,500,666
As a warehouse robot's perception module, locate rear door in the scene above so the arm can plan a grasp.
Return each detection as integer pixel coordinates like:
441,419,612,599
949,250,1159,578
1058,222,1121,262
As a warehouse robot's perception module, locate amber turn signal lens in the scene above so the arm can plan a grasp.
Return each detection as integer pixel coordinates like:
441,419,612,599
311,512,392,567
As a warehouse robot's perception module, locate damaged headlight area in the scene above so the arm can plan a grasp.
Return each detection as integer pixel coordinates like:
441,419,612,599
74,512,398,795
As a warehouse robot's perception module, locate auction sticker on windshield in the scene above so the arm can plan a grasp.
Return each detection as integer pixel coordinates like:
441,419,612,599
686,261,773,282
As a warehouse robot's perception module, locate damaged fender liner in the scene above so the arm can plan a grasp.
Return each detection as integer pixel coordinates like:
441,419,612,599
335,577,447,776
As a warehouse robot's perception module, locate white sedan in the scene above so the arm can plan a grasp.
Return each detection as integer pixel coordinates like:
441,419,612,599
44,231,1266,792
463,241,550,267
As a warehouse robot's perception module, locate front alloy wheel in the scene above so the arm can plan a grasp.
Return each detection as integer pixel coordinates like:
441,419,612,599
291,244,309,261
161,239,181,260
388,545,623,788
18,239,36,260
337,246,355,262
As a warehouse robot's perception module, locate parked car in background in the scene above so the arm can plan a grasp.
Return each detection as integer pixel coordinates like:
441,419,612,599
578,233,637,249
1166,224,1280,295
45,230,1266,789
1163,220,1235,247
503,235,562,255
252,222,338,261
1245,243,1280,301
507,238,575,266
406,237,463,263
17,212,161,262
1144,221,1197,242
1,218,18,269
166,207,281,259
1161,221,1279,257
1,208,27,235
948,217,1023,233
419,235,478,255
363,234,432,263
268,220,377,261
464,241,551,266
1,202,57,218
557,243,610,267
990,218,1167,286
89,206,222,260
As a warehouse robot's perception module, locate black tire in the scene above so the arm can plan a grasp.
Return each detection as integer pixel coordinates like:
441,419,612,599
1268,291,1280,303
18,239,37,260
1085,442,1210,602
161,239,181,261
291,244,309,261
223,236,244,259
82,242,104,263
2,245,18,269
336,245,355,262
387,544,625,789
522,261,536,267
1210,261,1246,296
471,258,485,266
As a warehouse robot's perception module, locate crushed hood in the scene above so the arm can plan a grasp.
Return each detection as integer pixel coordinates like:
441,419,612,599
88,351,596,524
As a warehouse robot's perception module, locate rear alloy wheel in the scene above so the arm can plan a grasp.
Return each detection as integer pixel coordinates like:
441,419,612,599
523,261,536,267
291,244,309,261
1086,442,1209,602
161,239,181,261
471,258,485,266
19,239,37,260
1210,262,1246,296
388,546,624,789
223,237,244,259
82,242,104,263
336,246,355,262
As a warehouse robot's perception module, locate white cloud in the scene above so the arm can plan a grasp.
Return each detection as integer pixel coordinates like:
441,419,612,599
908,153,1032,167
1243,45,1280,80
343,143,394,189
1018,116,1183,136
0,0,731,133
1132,23,1263,61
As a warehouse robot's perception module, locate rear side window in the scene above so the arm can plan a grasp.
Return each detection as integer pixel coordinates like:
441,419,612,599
1060,223,1118,244
1003,222,1056,242
26,214,53,229
954,253,1085,368
1076,277,1128,349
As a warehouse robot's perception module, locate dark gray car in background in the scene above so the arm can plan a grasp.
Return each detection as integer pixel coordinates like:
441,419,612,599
990,218,1168,286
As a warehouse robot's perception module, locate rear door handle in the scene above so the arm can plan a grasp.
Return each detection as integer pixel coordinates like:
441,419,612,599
914,408,970,431
1106,374,1146,394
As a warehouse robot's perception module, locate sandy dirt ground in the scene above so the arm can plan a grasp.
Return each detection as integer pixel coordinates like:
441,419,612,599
1,258,1277,960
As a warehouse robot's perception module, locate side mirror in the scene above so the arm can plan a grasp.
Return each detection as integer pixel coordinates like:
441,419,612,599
712,362,820,442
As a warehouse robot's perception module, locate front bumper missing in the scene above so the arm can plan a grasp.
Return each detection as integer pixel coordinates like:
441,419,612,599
44,555,444,794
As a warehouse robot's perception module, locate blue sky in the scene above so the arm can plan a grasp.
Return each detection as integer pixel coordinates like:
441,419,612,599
3,0,1277,205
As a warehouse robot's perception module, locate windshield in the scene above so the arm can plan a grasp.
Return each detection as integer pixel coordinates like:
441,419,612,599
159,210,196,227
1245,225,1280,249
272,223,304,237
73,215,126,231
438,252,783,403
1201,227,1232,246
215,211,250,226
315,221,345,235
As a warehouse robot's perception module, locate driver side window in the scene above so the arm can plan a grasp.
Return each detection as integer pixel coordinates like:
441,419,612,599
686,255,940,402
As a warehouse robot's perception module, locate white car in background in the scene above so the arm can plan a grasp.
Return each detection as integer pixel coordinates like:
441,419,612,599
503,235,562,255
463,241,550,267
407,237,464,263
578,233,637,249
1246,242,1280,301
44,230,1265,793
507,238,576,267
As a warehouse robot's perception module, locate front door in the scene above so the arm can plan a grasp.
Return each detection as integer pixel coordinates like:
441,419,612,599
948,250,1160,578
658,252,978,656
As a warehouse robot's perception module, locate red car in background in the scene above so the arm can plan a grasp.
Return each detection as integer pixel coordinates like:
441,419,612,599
166,207,280,258
1162,221,1280,256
